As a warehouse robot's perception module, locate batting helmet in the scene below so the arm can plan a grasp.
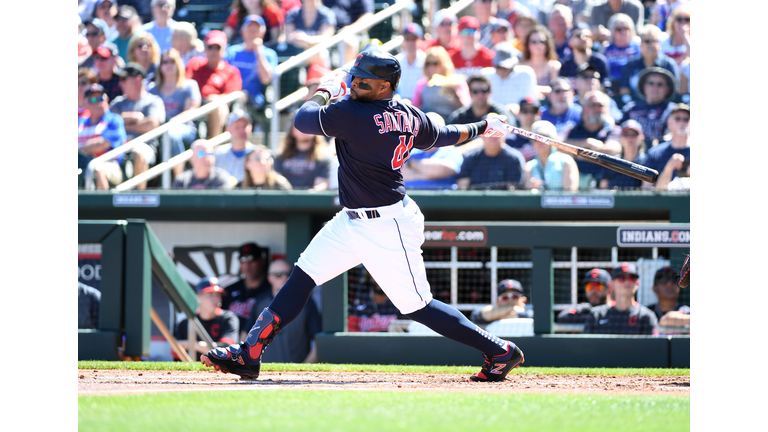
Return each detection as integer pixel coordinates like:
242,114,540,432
345,50,401,91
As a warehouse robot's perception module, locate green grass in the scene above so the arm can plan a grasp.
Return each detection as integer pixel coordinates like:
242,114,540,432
79,390,689,432
77,361,690,376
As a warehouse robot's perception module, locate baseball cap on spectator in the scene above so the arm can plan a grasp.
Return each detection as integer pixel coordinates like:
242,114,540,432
638,67,676,101
115,62,147,78
239,242,267,262
84,84,106,97
458,16,480,32
87,18,110,35
241,14,265,29
576,63,600,79
195,277,225,294
492,19,512,33
227,109,253,127
654,266,677,282
493,43,522,69
583,268,611,285
433,9,457,27
497,279,524,295
519,95,541,109
205,30,228,49
95,42,119,59
568,22,591,38
611,262,639,279
402,22,424,38
116,5,138,20
620,119,643,134
670,103,690,115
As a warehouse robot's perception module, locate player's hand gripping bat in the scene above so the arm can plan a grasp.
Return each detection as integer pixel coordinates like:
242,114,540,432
508,126,659,183
317,71,350,99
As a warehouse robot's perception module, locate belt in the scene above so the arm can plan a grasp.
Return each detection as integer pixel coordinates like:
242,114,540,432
345,196,411,221
346,209,381,220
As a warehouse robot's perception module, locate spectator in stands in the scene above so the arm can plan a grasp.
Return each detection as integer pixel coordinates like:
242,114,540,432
223,15,278,122
599,119,646,189
110,5,142,62
173,139,236,190
446,75,515,128
79,0,98,23
78,16,92,65
523,120,579,190
78,84,127,190
620,67,677,146
173,277,240,361
546,4,574,60
215,109,257,184
127,31,161,86
506,96,540,161
241,144,294,190
275,122,331,190
223,242,272,340
284,0,336,68
619,24,679,102
678,57,689,97
589,0,644,40
323,0,374,65
584,262,659,335
472,0,503,50
661,4,690,66
559,23,611,91
348,269,403,332
537,0,591,27
456,125,526,190
423,9,462,54
482,43,537,115
489,19,513,48
563,89,621,187
497,0,532,27
600,13,640,91
142,0,176,53
81,18,110,69
247,258,321,362
647,265,690,328
556,268,612,324
539,76,582,136
94,43,124,103
93,0,118,40
470,279,532,326
450,16,496,78
402,112,463,190
148,48,202,176
78,282,101,329
110,63,167,189
78,68,99,119
394,23,426,102
573,64,622,123
520,24,561,96
411,46,470,121
510,14,537,53
644,103,689,190
224,0,285,45
171,22,205,66
186,30,243,138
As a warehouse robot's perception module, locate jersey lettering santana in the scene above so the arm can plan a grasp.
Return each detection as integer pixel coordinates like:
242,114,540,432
316,98,441,209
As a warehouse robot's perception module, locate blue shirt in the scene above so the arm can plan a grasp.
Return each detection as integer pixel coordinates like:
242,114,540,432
78,109,127,164
404,147,463,190
285,5,336,35
540,104,582,137
223,44,279,109
458,145,526,190
644,141,690,182
564,121,619,179
322,0,374,28
602,42,641,82
619,54,680,101
559,51,612,90
601,153,648,190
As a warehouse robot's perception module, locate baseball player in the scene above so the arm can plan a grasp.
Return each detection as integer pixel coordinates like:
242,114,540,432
202,50,524,382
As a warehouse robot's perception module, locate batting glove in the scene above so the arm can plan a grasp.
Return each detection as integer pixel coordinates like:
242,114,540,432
317,72,349,99
483,114,514,138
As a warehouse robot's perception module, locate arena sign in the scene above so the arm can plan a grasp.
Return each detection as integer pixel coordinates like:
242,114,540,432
423,226,487,247
616,226,690,247
541,195,615,208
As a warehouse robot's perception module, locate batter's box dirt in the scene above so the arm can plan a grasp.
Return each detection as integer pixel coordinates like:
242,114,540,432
78,370,690,396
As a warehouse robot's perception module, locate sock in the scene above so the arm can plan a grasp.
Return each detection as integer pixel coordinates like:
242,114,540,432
266,265,317,327
405,299,512,357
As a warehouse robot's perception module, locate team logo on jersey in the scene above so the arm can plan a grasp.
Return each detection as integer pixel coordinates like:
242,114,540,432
628,316,638,326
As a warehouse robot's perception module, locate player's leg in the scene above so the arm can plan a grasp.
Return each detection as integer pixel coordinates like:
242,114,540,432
202,210,361,378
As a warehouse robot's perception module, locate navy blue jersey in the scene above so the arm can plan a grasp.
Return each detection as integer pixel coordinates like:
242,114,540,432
312,98,441,208
583,302,659,335
564,121,620,179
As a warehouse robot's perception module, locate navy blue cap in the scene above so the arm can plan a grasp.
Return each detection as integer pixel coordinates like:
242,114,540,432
611,262,639,278
195,277,224,294
583,268,611,285
402,22,424,38
498,279,523,294
242,14,265,29
654,266,677,281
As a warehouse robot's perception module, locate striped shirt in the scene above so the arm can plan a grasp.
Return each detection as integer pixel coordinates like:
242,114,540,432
78,110,126,162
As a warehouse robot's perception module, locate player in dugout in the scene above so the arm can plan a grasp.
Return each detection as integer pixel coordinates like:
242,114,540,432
201,49,525,383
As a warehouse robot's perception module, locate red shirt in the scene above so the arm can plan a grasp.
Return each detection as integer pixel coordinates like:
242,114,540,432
421,37,462,55
450,45,495,76
185,57,243,99
225,5,285,30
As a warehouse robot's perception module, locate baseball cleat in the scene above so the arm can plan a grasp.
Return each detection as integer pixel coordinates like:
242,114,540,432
470,342,525,382
201,343,260,379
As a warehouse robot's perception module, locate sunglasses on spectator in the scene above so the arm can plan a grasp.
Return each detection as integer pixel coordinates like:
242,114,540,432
206,45,222,51
86,95,104,104
438,20,453,27
137,42,150,50
621,131,639,137
470,88,490,94
269,271,290,277
676,17,690,23
499,292,521,301
585,282,605,292
645,80,667,87
571,32,590,39
615,27,630,32
86,31,102,38
161,59,175,64
615,275,638,283
577,74,599,80
520,108,538,114
672,116,690,122
655,276,678,284
425,61,439,66
196,149,214,158
79,79,91,86
528,39,547,45
460,28,477,35
641,39,658,44
586,103,605,108
552,88,571,94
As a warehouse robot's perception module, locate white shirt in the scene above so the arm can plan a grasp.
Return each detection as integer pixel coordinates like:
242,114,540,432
395,50,426,102
482,66,538,108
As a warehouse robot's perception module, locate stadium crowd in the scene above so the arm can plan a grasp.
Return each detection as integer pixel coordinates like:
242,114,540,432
78,0,690,192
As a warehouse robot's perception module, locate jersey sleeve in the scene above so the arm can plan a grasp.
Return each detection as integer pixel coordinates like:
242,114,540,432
315,99,358,139
412,108,441,151
218,311,240,344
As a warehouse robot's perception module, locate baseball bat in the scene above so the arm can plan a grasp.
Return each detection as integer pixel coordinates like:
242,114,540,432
507,126,659,183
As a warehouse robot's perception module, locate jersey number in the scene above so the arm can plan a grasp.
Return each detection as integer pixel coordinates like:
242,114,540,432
391,135,414,170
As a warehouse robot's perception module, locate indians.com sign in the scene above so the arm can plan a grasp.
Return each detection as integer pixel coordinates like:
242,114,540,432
617,226,690,248
423,226,487,247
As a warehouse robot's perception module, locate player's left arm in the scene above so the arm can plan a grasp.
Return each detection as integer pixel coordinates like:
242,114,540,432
426,114,514,150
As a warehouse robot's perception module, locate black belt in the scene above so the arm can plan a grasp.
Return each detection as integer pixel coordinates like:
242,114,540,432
346,209,381,220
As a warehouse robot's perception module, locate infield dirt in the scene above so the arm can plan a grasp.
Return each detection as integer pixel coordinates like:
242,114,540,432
78,370,690,396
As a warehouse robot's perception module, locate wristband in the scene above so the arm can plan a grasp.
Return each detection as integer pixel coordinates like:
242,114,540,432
466,120,488,141
311,91,330,106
